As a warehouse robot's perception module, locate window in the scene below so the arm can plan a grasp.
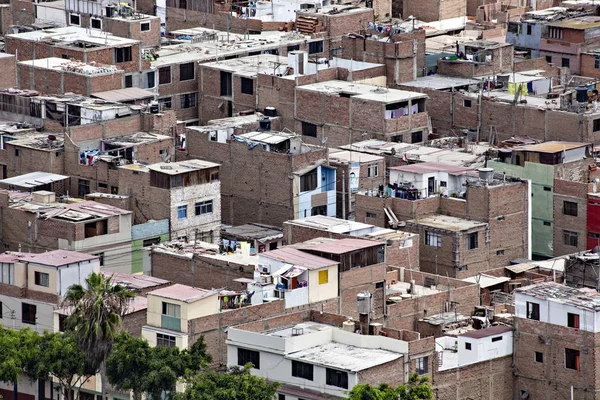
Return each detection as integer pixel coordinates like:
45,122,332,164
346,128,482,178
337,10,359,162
440,181,447,188
195,200,213,215
308,41,324,54
179,0,186,7
543,186,551,191
562,58,570,68
141,22,150,31
496,250,505,256
535,351,544,363
463,99,472,108
325,368,348,389
69,13,80,26
177,205,187,219
391,135,403,143
158,97,172,109
300,169,318,192
91,18,101,29
291,360,314,380
93,252,104,266
220,71,233,96
318,270,328,285
491,336,503,342
563,230,578,247
548,27,563,39
543,221,551,226
367,163,378,178
143,237,161,247
22,303,36,325
146,70,156,89
465,342,472,350
287,45,300,52
366,212,377,218
98,182,108,189
301,121,318,137
311,205,327,216
159,67,171,85
162,302,180,317
278,395,285,400
14,149,19,157
526,24,532,35
238,348,260,369
241,77,254,95
411,131,423,143
563,201,578,216
78,179,90,197
565,348,580,370
179,63,194,81
156,333,176,347
425,231,441,247
596,56,600,69
527,302,540,320
34,271,49,287
415,356,428,375
594,119,600,132
124,75,133,88
466,232,478,250
115,47,133,63
568,313,580,329
180,92,197,109
1,263,15,284
590,232,600,239
376,281,384,289
171,175,183,188
546,55,552,64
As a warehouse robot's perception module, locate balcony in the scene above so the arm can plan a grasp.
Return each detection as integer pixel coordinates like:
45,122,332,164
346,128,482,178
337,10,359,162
161,315,181,332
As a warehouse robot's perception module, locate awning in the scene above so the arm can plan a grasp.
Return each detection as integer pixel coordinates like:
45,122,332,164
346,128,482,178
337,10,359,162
282,267,306,279
272,264,293,277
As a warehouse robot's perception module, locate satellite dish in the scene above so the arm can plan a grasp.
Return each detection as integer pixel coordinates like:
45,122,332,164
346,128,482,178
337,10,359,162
321,137,328,144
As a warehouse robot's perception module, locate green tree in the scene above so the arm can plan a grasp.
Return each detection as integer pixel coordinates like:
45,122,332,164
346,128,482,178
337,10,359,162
106,333,213,400
25,332,95,400
62,272,135,399
0,327,39,400
173,365,279,400
349,374,433,400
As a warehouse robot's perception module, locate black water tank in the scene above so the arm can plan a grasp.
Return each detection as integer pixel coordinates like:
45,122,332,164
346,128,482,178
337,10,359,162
106,5,115,17
264,107,277,117
259,117,271,131
576,86,589,103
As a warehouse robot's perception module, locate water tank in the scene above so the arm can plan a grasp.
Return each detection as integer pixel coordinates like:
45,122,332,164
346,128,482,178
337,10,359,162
356,291,372,315
259,117,271,131
576,86,589,103
264,107,277,117
342,320,355,332
477,167,494,182
105,5,115,17
149,101,159,114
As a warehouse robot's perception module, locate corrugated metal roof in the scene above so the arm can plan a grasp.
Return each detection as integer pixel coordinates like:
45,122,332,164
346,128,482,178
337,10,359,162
149,283,218,303
462,274,510,288
505,263,538,274
303,238,382,254
389,162,475,175
513,141,589,154
261,247,338,270
13,250,98,267
0,171,69,188
238,131,294,144
91,88,156,102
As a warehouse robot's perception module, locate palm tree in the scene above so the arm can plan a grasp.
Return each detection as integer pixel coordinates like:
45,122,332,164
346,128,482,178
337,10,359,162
62,272,135,400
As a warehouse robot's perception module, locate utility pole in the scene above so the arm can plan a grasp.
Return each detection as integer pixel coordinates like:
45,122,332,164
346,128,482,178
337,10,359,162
342,169,346,219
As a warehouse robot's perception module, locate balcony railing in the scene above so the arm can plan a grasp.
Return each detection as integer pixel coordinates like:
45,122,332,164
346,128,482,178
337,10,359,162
161,315,181,332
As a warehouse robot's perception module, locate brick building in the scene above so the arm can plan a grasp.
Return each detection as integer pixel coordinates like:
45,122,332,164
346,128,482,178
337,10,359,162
436,41,514,78
17,57,124,97
0,54,17,89
295,80,429,148
356,165,530,276
340,29,427,86
398,0,466,22
0,190,133,272
514,282,600,400
184,128,334,227
118,159,221,241
5,27,153,92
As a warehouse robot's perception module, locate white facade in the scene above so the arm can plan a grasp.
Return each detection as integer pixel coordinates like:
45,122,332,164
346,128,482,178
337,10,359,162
388,169,469,197
436,328,513,371
514,291,600,332
170,180,221,242
0,295,55,333
295,165,336,219
227,323,407,398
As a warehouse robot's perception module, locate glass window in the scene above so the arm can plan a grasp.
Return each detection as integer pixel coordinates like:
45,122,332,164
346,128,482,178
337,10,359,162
22,303,36,325
238,348,260,369
465,342,472,350
415,356,428,375
91,18,101,29
491,336,503,342
367,163,378,178
291,360,314,380
180,63,194,81
595,56,600,69
563,230,578,247
69,14,80,25
159,67,171,85
180,92,197,109
141,22,150,31
220,71,232,96
156,333,176,347
34,271,49,287
466,232,478,250
158,97,172,109
425,231,441,247
562,58,570,68
301,122,318,137
300,169,317,192
563,201,578,216
162,302,181,317
115,47,132,63
177,205,187,219
308,41,324,54
195,200,213,215
325,368,348,389
527,302,540,320
565,348,580,370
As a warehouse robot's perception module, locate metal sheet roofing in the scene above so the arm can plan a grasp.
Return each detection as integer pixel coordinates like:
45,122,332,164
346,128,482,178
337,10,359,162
462,274,510,288
148,283,219,303
238,131,295,144
260,247,338,270
0,171,69,188
12,250,99,267
389,162,475,175
513,141,590,153
91,87,155,102
302,238,383,254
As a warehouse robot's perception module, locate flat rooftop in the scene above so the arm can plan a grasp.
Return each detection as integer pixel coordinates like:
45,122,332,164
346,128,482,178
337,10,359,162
409,214,487,232
91,87,155,102
389,162,476,176
459,325,513,339
515,282,600,311
301,237,383,254
237,131,297,145
297,80,427,104
103,132,172,147
401,75,480,90
548,16,600,29
10,249,99,267
19,57,119,75
328,149,384,163
146,159,220,175
513,141,590,153
286,215,379,234
7,26,139,47
223,223,282,241
200,54,288,78
148,283,218,303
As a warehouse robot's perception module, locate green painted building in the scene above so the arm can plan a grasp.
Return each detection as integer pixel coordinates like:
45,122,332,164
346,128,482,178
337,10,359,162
131,219,170,273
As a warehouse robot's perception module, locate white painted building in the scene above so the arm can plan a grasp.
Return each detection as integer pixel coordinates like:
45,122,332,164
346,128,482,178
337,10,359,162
244,247,338,308
514,281,600,332
227,321,408,399
388,162,476,198
436,325,513,371
0,250,100,333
